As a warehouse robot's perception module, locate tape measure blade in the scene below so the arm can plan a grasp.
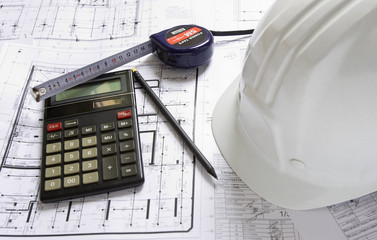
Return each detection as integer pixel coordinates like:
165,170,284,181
31,40,155,102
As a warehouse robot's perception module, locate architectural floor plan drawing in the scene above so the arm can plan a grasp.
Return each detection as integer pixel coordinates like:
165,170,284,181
0,40,304,240
213,153,299,240
4,1,377,240
0,0,271,49
0,0,139,41
0,0,310,239
290,191,377,240
0,45,197,235
0,44,198,236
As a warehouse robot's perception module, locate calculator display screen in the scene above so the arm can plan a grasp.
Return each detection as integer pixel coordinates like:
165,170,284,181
93,98,122,108
55,78,122,102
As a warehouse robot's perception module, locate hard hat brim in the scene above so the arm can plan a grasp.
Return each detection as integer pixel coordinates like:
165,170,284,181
211,76,367,210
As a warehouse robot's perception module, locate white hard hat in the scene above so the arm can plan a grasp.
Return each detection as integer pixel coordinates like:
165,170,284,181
212,0,377,210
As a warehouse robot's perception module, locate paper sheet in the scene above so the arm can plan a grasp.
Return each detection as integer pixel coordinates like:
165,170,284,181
0,42,203,238
290,193,377,240
0,0,307,239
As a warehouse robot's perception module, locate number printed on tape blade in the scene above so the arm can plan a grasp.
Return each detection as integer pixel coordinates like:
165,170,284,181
30,24,214,102
31,41,154,102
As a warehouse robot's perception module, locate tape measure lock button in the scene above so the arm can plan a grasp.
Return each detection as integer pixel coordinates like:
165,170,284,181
150,25,214,68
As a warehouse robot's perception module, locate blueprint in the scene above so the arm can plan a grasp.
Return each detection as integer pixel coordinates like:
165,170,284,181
0,0,271,49
0,43,201,237
0,0,306,239
290,193,377,240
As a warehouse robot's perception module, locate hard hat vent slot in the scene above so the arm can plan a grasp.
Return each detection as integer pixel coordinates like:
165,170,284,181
289,159,306,169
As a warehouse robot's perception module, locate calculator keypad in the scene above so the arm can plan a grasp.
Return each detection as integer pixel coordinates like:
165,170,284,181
41,108,144,202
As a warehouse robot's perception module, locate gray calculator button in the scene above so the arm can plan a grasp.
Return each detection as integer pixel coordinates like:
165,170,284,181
64,163,80,175
119,129,133,140
64,151,79,162
46,154,61,166
82,159,98,172
83,172,99,184
82,147,98,159
45,166,61,178
102,156,119,180
121,165,137,177
82,126,96,135
101,132,116,143
120,140,135,152
45,178,61,191
47,132,61,141
64,139,79,150
64,119,79,128
120,152,136,164
100,122,115,132
46,142,61,154
118,119,132,128
64,128,78,138
64,175,80,188
102,143,116,156
82,136,97,147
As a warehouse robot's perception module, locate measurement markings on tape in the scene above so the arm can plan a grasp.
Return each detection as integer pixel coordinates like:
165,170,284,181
31,25,214,102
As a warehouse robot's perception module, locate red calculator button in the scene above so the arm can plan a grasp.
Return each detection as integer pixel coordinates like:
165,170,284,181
47,122,62,132
117,110,132,119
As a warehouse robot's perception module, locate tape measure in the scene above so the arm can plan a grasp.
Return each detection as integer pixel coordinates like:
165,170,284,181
31,25,214,102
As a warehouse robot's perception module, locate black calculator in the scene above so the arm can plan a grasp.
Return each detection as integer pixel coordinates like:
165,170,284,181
40,70,144,202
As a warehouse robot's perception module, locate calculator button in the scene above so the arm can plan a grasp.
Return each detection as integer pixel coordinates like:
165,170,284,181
64,139,80,151
121,165,137,177
47,122,62,132
82,136,97,147
64,163,80,175
45,178,61,191
46,154,62,166
46,142,61,154
101,132,116,143
82,160,98,172
120,152,136,164
47,132,61,141
102,156,119,180
83,172,99,184
82,147,98,159
120,140,135,152
119,129,133,140
117,110,132,119
102,144,117,156
118,119,132,128
64,175,80,188
64,119,79,128
64,151,79,162
100,122,115,132
45,166,61,178
64,128,78,138
82,126,96,135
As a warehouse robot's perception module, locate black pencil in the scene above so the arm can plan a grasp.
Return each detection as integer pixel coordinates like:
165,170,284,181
132,68,217,179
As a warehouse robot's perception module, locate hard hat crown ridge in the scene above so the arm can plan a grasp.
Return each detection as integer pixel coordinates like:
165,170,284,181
212,0,377,210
